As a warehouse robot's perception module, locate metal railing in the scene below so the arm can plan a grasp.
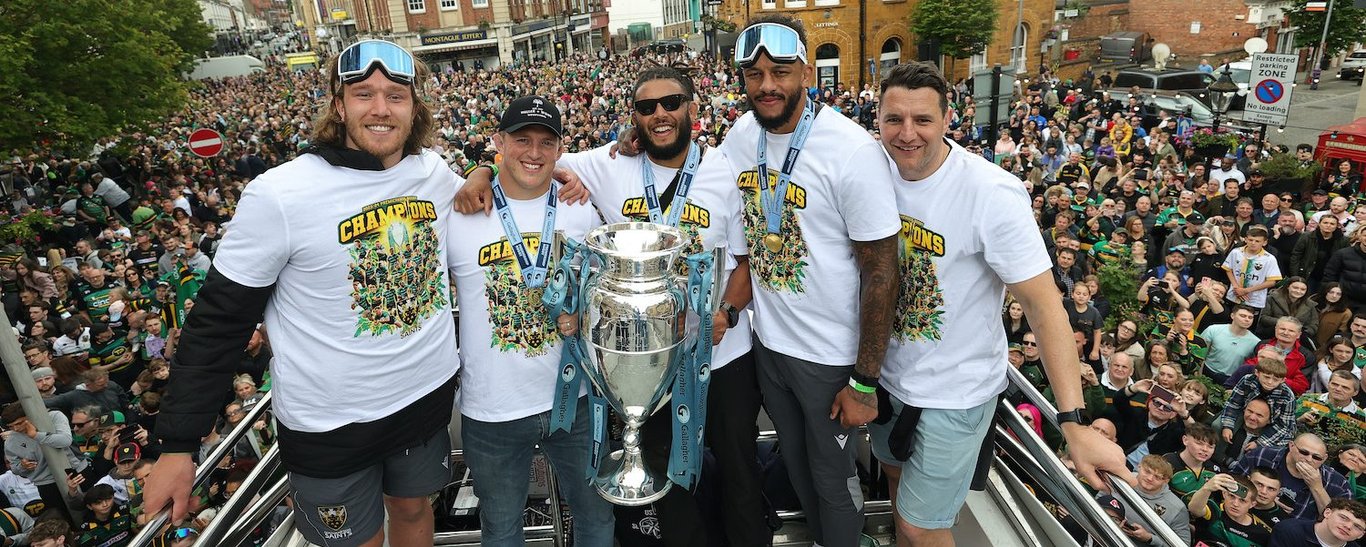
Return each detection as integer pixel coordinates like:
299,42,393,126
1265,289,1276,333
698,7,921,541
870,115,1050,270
1004,365,1186,547
129,391,275,547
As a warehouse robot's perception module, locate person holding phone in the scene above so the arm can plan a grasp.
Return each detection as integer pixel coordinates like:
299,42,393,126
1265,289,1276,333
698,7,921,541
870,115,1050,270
1186,473,1273,547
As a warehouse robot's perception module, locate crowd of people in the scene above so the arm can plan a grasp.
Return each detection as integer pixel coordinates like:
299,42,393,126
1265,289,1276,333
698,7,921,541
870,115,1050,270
0,11,1364,547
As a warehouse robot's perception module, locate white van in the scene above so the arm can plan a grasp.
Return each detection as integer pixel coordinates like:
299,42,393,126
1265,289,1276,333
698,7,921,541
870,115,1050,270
187,55,267,80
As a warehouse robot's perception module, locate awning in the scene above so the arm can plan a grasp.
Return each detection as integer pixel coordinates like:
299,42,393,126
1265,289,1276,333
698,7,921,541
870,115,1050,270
412,38,497,54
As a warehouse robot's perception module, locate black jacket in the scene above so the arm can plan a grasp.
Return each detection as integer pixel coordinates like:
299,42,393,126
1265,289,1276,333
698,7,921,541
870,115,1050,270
1112,386,1186,460
1290,231,1347,280
1323,244,1366,303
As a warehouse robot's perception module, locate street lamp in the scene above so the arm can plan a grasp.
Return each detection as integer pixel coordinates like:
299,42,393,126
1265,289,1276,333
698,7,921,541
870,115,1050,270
1207,65,1240,133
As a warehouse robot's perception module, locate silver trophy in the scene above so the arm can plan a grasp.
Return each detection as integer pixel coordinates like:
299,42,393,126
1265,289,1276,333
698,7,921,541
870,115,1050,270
578,222,692,505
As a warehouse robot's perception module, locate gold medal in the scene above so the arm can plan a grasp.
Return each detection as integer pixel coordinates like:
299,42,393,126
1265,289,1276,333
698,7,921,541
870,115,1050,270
762,233,783,253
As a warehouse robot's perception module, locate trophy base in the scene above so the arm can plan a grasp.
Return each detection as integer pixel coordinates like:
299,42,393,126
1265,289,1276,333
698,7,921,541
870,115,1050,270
593,449,673,506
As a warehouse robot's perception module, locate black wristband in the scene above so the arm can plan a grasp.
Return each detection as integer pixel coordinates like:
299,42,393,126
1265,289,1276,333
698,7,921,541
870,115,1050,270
850,369,880,389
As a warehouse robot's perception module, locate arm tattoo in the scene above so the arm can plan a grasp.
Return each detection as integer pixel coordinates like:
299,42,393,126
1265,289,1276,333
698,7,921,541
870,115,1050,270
853,234,899,380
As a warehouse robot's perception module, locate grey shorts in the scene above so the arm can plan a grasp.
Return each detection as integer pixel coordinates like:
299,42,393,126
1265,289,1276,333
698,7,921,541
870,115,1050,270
289,429,452,546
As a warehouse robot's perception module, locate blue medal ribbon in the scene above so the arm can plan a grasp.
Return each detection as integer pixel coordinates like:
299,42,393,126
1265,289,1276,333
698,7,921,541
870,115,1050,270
491,175,558,288
668,250,716,490
756,99,817,238
642,143,702,227
544,239,584,435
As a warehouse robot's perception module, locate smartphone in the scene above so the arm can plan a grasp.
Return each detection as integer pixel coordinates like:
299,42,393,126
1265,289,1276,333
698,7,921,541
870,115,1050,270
1225,482,1250,498
117,425,137,444
1150,384,1178,406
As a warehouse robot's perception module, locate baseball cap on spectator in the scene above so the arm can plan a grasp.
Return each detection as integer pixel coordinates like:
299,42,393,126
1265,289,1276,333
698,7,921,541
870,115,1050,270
1167,245,1188,256
1249,168,1264,177
31,367,54,381
115,443,140,464
100,410,127,428
1096,494,1125,519
156,280,171,288
1313,189,1328,196
1008,344,1024,356
498,96,562,138
1224,153,1237,160
1185,212,1205,225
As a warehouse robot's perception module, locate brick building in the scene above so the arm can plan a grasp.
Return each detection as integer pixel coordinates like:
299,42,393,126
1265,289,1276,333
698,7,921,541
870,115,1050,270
713,0,1052,91
1048,0,1301,80
301,0,612,69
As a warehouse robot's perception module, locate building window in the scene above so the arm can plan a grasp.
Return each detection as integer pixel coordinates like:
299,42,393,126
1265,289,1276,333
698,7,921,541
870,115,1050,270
762,0,776,8
815,43,840,89
814,0,839,5
408,0,426,13
879,38,902,78
441,0,458,9
1010,23,1027,73
785,0,807,6
473,0,489,7
969,50,988,74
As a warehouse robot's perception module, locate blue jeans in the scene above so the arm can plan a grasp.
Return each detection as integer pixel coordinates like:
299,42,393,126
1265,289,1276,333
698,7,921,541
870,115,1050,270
461,398,615,547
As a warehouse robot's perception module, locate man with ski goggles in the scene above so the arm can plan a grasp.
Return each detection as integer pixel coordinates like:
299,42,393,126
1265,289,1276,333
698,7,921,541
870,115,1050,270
147,40,461,547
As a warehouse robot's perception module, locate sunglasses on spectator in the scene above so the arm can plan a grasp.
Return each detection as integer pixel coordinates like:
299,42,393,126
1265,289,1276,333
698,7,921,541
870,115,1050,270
1296,445,1327,462
1152,400,1175,412
634,94,689,116
172,527,200,539
1021,341,1037,346
71,421,89,428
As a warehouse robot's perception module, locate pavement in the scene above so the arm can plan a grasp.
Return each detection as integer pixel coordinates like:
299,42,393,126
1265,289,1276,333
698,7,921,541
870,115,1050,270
1226,76,1362,149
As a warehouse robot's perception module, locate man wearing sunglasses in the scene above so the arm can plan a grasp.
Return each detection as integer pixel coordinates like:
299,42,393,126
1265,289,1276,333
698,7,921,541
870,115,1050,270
147,39,461,547
456,68,765,547
1232,432,1352,521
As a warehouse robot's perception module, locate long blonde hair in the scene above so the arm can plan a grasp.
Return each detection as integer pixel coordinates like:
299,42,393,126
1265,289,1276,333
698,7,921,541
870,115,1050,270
311,55,435,157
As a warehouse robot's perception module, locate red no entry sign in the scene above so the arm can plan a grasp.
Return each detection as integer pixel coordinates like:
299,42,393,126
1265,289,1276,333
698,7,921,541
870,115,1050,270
188,128,225,158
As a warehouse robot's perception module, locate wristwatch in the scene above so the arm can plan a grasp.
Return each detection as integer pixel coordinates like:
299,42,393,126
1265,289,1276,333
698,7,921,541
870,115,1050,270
719,302,740,329
1057,409,1087,426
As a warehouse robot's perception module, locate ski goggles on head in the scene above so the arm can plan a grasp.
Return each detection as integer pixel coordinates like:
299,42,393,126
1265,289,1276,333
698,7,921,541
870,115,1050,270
337,40,417,85
734,23,807,67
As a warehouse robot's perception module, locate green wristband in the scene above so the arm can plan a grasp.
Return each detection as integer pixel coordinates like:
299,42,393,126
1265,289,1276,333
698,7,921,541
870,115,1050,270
848,377,877,394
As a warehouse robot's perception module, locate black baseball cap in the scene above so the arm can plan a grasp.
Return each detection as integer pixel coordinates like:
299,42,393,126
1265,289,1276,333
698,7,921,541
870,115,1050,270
1096,494,1126,518
498,96,562,138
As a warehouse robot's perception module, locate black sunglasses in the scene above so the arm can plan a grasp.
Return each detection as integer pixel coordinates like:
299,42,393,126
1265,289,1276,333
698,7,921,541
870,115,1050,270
1296,446,1327,462
634,94,689,116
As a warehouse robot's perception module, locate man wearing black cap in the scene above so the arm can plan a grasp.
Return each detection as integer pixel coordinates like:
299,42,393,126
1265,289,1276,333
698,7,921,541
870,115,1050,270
446,96,615,546
458,67,766,546
1161,211,1205,254
146,39,460,547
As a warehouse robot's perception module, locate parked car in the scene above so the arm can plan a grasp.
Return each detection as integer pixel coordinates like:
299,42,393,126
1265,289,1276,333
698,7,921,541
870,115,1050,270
1099,31,1152,64
186,55,266,80
1103,89,1218,128
1338,50,1366,82
1112,68,1218,107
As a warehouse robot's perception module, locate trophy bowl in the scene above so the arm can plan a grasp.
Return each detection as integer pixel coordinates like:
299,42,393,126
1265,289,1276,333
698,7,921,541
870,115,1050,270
579,222,690,505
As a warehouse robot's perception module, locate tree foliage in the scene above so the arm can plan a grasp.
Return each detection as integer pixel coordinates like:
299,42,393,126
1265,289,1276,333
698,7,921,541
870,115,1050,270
0,0,213,154
1285,0,1366,59
910,0,1000,59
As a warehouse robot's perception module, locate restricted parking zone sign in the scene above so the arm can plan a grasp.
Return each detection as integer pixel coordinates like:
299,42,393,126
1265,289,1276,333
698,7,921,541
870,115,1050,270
1246,53,1299,126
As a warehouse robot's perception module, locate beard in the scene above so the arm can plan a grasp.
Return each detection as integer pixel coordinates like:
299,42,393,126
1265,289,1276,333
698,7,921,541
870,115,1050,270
638,114,692,160
751,90,803,131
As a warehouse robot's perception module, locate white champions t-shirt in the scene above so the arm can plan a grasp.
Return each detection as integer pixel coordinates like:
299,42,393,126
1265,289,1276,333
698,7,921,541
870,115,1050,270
884,140,1054,409
557,144,752,370
449,182,601,422
717,108,901,366
213,151,460,432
